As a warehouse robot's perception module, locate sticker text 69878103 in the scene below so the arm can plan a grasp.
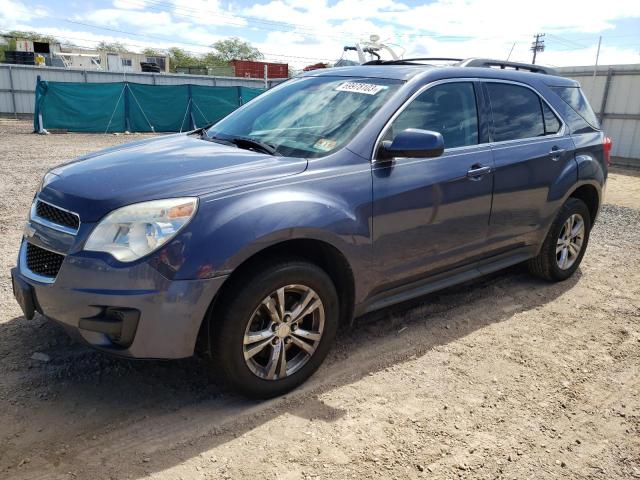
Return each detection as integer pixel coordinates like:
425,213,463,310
335,82,388,95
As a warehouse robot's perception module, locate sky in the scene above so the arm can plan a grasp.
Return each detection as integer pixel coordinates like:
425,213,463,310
1,0,640,69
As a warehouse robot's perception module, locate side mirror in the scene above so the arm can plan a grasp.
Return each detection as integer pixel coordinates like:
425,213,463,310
377,128,444,161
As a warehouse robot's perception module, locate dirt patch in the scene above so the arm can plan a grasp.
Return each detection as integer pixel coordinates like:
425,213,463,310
607,167,640,210
1,119,639,480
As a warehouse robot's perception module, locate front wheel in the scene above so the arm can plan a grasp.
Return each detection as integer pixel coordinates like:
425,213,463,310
211,260,339,398
528,197,592,282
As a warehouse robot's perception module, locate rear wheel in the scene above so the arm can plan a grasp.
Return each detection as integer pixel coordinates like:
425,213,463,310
211,260,339,398
528,197,592,281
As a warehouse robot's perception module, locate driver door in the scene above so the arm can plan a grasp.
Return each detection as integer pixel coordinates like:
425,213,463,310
371,81,495,289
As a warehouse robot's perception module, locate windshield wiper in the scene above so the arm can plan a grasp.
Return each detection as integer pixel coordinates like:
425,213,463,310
204,135,235,147
202,134,280,156
227,136,280,156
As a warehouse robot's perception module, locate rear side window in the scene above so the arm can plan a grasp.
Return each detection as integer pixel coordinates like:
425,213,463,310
551,86,599,129
486,83,545,141
390,82,479,149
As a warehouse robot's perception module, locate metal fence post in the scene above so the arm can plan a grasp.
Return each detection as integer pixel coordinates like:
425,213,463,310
8,65,17,118
36,75,44,132
124,82,131,132
187,84,196,130
598,67,614,125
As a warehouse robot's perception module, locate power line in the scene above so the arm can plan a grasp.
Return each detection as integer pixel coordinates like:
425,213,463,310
546,33,588,49
48,20,337,61
553,32,640,40
116,0,378,42
121,0,528,47
121,0,511,43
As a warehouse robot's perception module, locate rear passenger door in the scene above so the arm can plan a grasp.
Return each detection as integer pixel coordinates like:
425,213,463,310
484,81,575,247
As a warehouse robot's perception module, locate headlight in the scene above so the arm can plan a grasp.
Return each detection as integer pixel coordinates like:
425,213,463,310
38,172,59,192
84,198,198,262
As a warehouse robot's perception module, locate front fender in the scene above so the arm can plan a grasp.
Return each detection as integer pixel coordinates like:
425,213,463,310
169,181,372,286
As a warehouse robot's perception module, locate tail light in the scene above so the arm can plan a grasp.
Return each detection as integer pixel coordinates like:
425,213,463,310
603,136,612,167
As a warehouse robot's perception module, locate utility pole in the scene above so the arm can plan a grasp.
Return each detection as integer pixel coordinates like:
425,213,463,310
592,36,602,82
531,33,545,64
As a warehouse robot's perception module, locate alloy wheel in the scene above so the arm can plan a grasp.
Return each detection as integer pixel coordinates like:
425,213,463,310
556,213,585,270
243,284,325,380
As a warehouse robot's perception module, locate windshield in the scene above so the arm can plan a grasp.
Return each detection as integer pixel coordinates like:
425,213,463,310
205,76,403,158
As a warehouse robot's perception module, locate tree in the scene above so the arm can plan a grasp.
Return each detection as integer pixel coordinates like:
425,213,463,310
142,48,162,56
167,47,200,72
210,37,263,62
202,51,228,67
96,41,129,53
5,30,58,44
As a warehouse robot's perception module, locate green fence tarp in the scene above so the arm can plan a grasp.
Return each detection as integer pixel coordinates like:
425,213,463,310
128,83,190,132
190,85,240,127
34,80,265,133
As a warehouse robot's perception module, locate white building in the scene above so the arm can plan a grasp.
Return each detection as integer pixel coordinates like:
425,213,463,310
13,39,169,73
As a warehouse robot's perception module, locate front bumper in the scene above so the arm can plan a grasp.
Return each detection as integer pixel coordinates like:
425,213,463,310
12,238,227,359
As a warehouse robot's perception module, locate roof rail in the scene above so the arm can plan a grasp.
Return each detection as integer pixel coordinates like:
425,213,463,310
360,56,558,75
363,57,462,65
457,58,558,75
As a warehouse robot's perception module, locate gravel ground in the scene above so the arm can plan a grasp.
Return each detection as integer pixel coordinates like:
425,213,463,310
0,119,638,480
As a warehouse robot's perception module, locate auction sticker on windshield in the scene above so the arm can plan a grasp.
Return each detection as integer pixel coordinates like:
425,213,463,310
335,82,388,95
313,138,337,151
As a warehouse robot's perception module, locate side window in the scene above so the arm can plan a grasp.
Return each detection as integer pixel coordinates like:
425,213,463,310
390,82,479,149
486,83,545,142
542,102,561,135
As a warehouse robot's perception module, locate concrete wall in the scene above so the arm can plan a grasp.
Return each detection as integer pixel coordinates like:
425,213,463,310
0,64,285,116
557,64,640,167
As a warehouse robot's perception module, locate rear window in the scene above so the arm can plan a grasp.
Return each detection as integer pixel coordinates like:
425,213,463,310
551,86,599,129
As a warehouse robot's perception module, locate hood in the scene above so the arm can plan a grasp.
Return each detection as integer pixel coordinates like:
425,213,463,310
39,134,307,222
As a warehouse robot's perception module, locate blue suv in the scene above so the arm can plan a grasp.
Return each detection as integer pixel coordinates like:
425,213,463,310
12,58,609,398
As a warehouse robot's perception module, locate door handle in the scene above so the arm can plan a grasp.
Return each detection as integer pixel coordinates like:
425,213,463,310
466,165,492,180
550,147,565,161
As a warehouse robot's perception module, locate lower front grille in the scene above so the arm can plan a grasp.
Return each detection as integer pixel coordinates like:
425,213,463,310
25,243,65,278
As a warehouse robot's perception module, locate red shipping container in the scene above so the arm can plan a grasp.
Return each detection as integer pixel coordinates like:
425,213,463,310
230,60,289,79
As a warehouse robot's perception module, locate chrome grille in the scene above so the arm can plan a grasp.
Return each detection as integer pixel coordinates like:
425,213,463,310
35,200,80,231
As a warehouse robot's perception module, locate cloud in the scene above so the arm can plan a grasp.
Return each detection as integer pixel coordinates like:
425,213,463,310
112,0,147,10
0,0,48,28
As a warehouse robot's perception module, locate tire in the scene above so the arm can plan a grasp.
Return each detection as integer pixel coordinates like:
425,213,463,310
528,197,592,282
211,259,339,399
